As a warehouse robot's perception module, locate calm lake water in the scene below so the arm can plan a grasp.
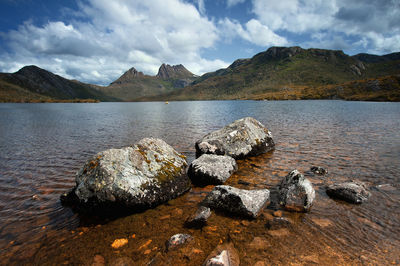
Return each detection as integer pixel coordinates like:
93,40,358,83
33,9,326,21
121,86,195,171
0,100,399,265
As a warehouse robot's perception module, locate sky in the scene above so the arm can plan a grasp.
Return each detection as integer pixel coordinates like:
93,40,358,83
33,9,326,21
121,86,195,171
0,0,399,85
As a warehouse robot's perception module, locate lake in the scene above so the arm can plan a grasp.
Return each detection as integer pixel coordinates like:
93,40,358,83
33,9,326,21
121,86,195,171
0,100,399,265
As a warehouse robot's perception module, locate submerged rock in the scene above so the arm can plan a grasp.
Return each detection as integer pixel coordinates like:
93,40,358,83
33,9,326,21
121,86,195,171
185,206,211,228
195,117,275,159
265,217,291,230
326,181,370,204
188,154,237,186
204,243,240,266
310,166,328,175
201,185,270,218
166,234,193,251
60,138,190,214
279,170,315,212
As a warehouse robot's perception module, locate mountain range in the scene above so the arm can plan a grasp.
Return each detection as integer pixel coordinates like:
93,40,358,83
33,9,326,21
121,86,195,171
0,46,399,102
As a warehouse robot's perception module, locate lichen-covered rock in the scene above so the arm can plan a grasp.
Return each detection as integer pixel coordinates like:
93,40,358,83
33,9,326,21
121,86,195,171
166,234,193,251
279,170,315,212
195,117,274,159
201,185,270,218
326,181,370,204
185,206,211,228
61,138,190,214
188,154,237,186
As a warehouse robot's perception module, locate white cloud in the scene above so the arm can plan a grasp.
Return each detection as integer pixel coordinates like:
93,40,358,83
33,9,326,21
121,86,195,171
250,0,400,54
227,0,246,7
0,0,227,85
252,0,337,33
219,18,288,47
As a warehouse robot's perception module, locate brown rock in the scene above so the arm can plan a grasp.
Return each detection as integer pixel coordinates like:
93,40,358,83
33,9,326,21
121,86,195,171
273,210,282,217
138,239,152,250
144,249,151,255
248,237,270,250
268,228,290,237
111,239,128,249
159,215,171,220
109,257,135,266
254,262,266,266
172,208,184,216
92,254,105,266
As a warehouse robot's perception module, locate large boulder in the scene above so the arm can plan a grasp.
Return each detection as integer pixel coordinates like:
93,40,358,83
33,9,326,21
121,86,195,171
195,117,275,159
61,138,190,214
201,185,270,218
326,181,370,204
279,170,315,212
188,154,237,186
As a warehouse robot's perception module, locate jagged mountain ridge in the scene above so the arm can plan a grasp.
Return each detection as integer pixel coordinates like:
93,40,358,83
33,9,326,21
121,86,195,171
100,63,196,101
142,46,400,101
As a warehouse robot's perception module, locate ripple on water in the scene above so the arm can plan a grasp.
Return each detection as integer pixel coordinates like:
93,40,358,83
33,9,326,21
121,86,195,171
0,101,399,264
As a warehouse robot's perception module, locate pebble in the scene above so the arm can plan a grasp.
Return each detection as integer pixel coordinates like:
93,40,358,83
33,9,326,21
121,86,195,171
92,254,105,266
111,238,128,249
273,210,283,217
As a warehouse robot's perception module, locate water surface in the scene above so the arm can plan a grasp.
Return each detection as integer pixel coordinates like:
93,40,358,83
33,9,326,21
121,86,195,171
0,101,399,265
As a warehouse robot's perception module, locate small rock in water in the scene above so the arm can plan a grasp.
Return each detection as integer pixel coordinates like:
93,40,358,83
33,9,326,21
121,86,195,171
111,238,128,249
205,250,230,266
109,257,135,266
201,185,270,218
326,181,370,204
272,210,283,217
265,217,291,230
166,234,193,251
185,206,211,228
195,117,275,159
188,154,237,186
279,170,315,212
204,243,240,266
310,166,328,175
92,254,105,266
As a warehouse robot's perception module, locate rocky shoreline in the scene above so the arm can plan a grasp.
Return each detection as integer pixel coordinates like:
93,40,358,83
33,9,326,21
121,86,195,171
59,117,372,265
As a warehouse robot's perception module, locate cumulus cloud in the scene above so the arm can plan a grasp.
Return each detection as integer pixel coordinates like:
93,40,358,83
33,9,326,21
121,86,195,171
0,0,228,84
219,18,288,47
251,0,400,54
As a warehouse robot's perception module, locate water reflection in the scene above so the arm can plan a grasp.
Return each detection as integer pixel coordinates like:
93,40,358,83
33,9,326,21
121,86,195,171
0,101,399,264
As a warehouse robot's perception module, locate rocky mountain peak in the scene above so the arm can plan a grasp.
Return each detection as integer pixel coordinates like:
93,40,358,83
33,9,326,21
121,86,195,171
156,64,194,79
111,67,144,85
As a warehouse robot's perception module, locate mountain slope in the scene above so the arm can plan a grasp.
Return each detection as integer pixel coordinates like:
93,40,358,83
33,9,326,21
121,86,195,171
141,46,400,101
0,65,114,102
100,64,196,101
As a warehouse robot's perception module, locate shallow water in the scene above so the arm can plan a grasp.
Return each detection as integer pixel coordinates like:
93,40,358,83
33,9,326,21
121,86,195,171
0,100,399,265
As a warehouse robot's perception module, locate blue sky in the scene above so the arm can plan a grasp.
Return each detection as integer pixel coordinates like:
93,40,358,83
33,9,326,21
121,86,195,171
0,0,399,85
